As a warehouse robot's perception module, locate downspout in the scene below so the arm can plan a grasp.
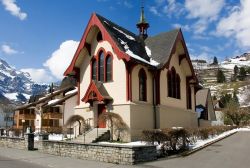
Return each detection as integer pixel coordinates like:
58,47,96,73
152,71,157,129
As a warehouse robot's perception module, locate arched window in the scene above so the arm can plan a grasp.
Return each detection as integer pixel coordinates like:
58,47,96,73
98,51,104,82
92,59,97,80
167,67,181,99
139,68,147,101
105,55,112,82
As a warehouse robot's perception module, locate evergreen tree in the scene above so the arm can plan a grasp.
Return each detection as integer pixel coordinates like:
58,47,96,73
234,65,239,76
213,56,218,65
239,67,246,81
246,66,250,74
217,69,226,83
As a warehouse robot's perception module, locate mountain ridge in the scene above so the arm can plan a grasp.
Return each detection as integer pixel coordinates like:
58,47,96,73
0,58,49,105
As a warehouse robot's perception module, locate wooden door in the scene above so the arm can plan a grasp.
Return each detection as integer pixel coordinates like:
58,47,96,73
98,104,106,128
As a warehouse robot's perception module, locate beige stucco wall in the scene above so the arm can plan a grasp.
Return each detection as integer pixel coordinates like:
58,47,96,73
130,103,155,141
157,104,198,128
131,65,153,104
78,39,127,108
64,95,78,125
160,56,186,109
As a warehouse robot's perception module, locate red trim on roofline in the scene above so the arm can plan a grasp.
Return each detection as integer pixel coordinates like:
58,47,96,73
64,13,130,76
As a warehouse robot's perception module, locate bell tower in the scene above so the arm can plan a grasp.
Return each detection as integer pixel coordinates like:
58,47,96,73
136,0,149,40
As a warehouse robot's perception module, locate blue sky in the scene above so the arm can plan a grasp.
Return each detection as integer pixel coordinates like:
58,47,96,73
0,0,249,83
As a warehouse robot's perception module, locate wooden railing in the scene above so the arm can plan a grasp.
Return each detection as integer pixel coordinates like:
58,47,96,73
43,112,62,119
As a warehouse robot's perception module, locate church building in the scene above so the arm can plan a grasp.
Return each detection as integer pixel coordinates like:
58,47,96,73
64,8,207,141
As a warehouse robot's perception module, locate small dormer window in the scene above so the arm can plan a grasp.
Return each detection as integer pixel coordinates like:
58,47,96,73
97,31,103,42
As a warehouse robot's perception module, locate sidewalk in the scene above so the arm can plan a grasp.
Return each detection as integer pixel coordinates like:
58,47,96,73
0,147,137,168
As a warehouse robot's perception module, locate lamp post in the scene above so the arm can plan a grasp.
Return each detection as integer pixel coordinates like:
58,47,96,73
21,119,25,137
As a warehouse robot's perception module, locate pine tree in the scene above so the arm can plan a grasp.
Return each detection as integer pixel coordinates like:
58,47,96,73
234,65,239,76
213,56,218,65
217,69,226,83
239,67,246,81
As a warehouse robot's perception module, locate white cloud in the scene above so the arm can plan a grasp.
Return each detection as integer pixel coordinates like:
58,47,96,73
172,23,190,32
1,44,18,55
185,0,225,20
163,0,184,17
149,6,161,16
43,40,79,80
185,0,225,34
190,52,213,62
20,68,54,84
1,0,27,20
123,0,133,8
216,0,250,48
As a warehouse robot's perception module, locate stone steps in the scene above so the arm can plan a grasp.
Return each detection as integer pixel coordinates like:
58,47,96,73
72,128,109,143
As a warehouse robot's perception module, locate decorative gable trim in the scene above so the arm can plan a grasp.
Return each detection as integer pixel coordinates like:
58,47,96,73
64,13,130,76
81,81,112,104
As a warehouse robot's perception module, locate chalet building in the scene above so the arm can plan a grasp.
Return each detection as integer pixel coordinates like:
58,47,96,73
62,8,215,142
14,78,77,134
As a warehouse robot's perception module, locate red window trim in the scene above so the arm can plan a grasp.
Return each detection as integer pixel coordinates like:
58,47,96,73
90,47,113,83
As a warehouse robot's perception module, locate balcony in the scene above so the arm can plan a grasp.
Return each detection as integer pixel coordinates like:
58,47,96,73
19,114,36,120
43,112,62,119
41,126,62,134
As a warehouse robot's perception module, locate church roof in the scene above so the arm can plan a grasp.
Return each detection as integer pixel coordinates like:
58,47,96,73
64,13,193,76
96,14,181,68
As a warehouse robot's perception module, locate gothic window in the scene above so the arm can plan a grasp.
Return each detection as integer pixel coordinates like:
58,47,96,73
91,59,97,80
167,67,181,99
105,55,112,82
139,68,147,101
98,51,104,82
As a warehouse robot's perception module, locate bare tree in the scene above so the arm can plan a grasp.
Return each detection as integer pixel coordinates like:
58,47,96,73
98,112,128,141
223,100,250,126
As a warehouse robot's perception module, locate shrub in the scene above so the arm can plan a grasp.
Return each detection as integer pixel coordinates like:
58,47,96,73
142,126,237,156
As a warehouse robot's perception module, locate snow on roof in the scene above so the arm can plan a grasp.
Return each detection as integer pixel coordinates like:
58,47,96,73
48,99,60,105
145,46,151,57
118,38,159,66
113,26,135,41
103,20,109,25
65,87,78,95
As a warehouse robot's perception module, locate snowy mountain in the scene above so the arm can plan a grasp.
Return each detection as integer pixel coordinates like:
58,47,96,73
0,58,49,104
192,53,250,107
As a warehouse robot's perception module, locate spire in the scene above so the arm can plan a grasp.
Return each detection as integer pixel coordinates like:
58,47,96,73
136,0,149,40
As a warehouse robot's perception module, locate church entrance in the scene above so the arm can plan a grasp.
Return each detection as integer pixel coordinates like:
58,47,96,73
98,104,106,128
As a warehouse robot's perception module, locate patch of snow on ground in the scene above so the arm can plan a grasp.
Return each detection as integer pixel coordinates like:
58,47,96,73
98,141,147,146
237,86,250,107
113,27,135,41
189,127,250,150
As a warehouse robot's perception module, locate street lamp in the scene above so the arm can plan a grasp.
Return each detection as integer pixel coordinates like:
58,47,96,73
22,119,25,137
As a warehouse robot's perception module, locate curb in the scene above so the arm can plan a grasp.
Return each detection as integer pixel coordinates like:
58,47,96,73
181,131,237,156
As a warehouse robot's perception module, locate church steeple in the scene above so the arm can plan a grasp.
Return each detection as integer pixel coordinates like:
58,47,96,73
136,1,149,40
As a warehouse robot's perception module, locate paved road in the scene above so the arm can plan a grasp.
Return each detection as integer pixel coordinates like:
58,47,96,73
142,131,250,168
0,132,249,168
